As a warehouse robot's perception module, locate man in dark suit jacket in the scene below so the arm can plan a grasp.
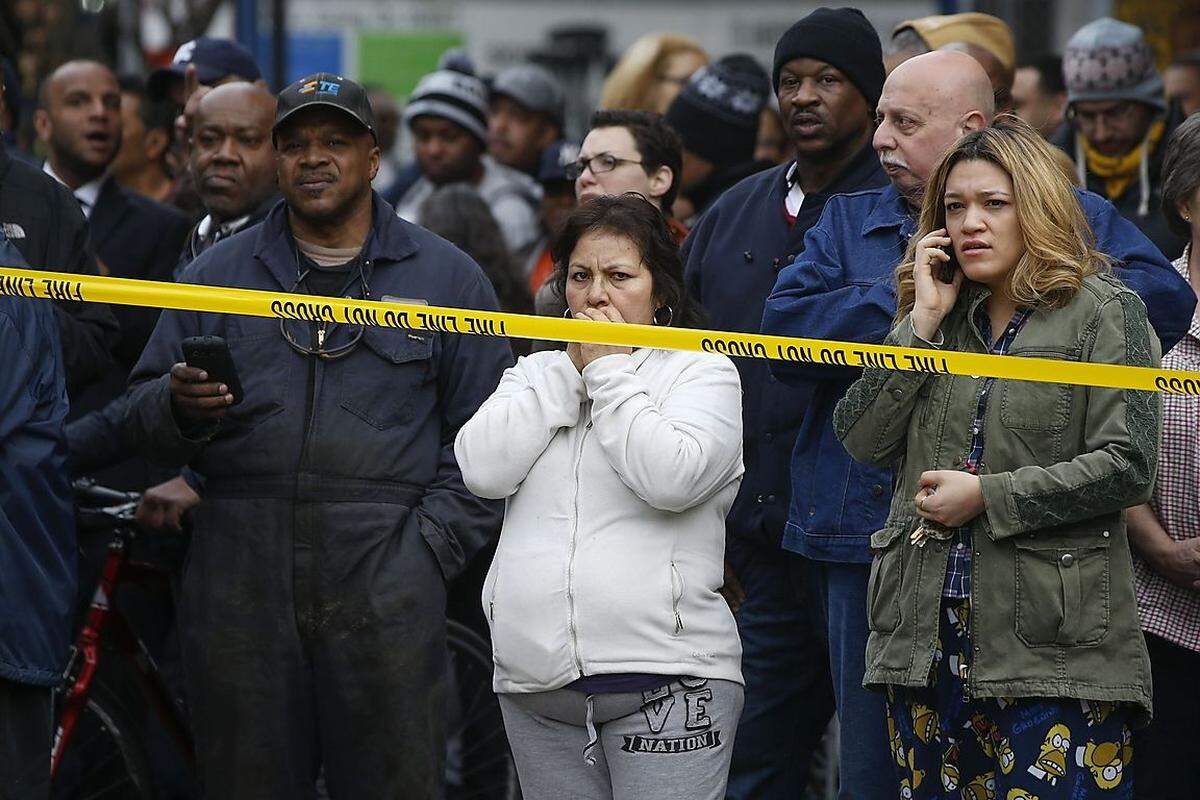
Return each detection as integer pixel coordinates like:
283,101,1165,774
36,61,190,381
85,176,191,369
37,60,190,491
0,140,120,400
175,82,279,277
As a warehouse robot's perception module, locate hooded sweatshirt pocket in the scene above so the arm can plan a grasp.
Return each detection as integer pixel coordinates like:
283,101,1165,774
670,562,685,636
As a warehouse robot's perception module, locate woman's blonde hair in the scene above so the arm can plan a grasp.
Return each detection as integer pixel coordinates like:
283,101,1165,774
598,33,708,113
894,115,1109,324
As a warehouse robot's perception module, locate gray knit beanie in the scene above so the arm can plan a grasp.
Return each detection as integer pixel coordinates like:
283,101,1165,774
1064,18,1165,111
403,69,490,144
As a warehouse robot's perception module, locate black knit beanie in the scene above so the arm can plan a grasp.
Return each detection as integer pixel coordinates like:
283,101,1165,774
664,54,769,169
772,7,885,110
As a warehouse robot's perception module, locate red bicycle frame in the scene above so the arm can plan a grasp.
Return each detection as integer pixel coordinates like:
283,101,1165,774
51,519,195,778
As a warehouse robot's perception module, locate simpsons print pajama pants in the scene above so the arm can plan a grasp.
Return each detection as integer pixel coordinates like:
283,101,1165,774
886,598,1134,800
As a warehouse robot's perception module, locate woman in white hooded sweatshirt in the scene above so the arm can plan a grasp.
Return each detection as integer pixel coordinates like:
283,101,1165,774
454,194,745,800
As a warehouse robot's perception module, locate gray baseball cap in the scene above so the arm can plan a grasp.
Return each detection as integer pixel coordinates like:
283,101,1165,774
491,64,565,124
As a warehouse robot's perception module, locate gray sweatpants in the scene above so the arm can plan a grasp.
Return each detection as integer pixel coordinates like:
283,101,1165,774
499,678,744,800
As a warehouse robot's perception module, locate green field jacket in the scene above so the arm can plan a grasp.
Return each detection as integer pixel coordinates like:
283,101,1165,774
834,274,1162,723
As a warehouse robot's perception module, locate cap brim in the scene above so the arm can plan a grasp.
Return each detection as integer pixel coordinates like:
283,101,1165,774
273,101,376,141
147,63,229,100
146,66,185,101
1067,73,1166,112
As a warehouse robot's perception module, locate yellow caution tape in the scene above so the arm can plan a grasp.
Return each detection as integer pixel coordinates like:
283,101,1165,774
1,266,1198,395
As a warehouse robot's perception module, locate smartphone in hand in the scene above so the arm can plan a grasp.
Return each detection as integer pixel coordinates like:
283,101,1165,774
937,245,959,284
181,335,244,406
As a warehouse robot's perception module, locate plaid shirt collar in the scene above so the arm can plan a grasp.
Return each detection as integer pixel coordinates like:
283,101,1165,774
942,304,1034,600
1171,247,1200,344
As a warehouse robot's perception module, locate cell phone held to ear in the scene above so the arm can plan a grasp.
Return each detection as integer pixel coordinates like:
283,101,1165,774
938,245,959,284
181,335,244,406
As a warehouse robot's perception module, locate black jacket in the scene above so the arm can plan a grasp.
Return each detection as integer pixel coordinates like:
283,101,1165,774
64,177,189,490
87,177,191,372
175,194,280,279
683,159,776,221
682,142,887,548
0,144,119,398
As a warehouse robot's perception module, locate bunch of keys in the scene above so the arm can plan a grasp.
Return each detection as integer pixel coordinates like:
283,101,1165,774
911,484,954,547
910,522,954,547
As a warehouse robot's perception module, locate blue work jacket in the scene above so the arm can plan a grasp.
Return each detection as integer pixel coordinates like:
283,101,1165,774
0,233,75,686
126,194,512,580
683,144,885,547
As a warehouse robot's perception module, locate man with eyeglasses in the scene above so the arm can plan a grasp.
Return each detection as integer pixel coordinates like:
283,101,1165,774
573,110,683,226
125,73,511,799
531,109,683,320
1051,18,1187,259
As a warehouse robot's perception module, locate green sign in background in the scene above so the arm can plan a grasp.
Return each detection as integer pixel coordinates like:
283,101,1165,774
358,31,465,101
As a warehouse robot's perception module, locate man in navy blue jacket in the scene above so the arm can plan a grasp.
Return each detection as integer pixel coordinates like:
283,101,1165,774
126,74,511,799
0,233,75,798
763,50,1197,798
683,9,889,798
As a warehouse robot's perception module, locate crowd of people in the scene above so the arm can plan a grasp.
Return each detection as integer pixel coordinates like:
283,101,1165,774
1,6,1199,800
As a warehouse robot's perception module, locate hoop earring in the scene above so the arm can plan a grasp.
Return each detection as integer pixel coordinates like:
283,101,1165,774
653,305,674,326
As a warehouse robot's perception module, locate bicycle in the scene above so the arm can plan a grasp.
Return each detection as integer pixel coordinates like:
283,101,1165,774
50,479,519,800
50,480,193,799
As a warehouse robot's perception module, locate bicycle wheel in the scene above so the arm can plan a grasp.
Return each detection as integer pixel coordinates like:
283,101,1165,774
52,681,155,800
445,619,520,800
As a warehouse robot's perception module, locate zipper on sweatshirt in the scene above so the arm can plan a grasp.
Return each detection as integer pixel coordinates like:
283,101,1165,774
566,413,592,677
671,561,685,635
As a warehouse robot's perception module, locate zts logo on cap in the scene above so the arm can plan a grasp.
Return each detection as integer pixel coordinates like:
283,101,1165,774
300,79,342,95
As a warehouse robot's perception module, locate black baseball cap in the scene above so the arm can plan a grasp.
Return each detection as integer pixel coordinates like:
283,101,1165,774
273,73,377,142
537,140,580,185
147,37,262,101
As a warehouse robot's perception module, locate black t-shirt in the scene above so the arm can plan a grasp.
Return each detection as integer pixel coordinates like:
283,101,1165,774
298,252,356,297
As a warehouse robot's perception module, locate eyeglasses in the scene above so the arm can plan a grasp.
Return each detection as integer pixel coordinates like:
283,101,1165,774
1068,101,1145,130
279,255,374,360
564,153,643,181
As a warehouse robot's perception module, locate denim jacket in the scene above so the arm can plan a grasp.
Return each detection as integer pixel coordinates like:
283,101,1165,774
762,183,1196,563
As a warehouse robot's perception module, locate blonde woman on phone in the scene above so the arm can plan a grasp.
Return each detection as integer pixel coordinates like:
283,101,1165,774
834,117,1161,799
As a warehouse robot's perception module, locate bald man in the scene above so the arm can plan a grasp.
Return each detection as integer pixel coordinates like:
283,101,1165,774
941,41,1013,110
36,61,190,383
761,49,1193,797
177,82,279,274
69,83,280,541
35,61,122,199
875,51,993,204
